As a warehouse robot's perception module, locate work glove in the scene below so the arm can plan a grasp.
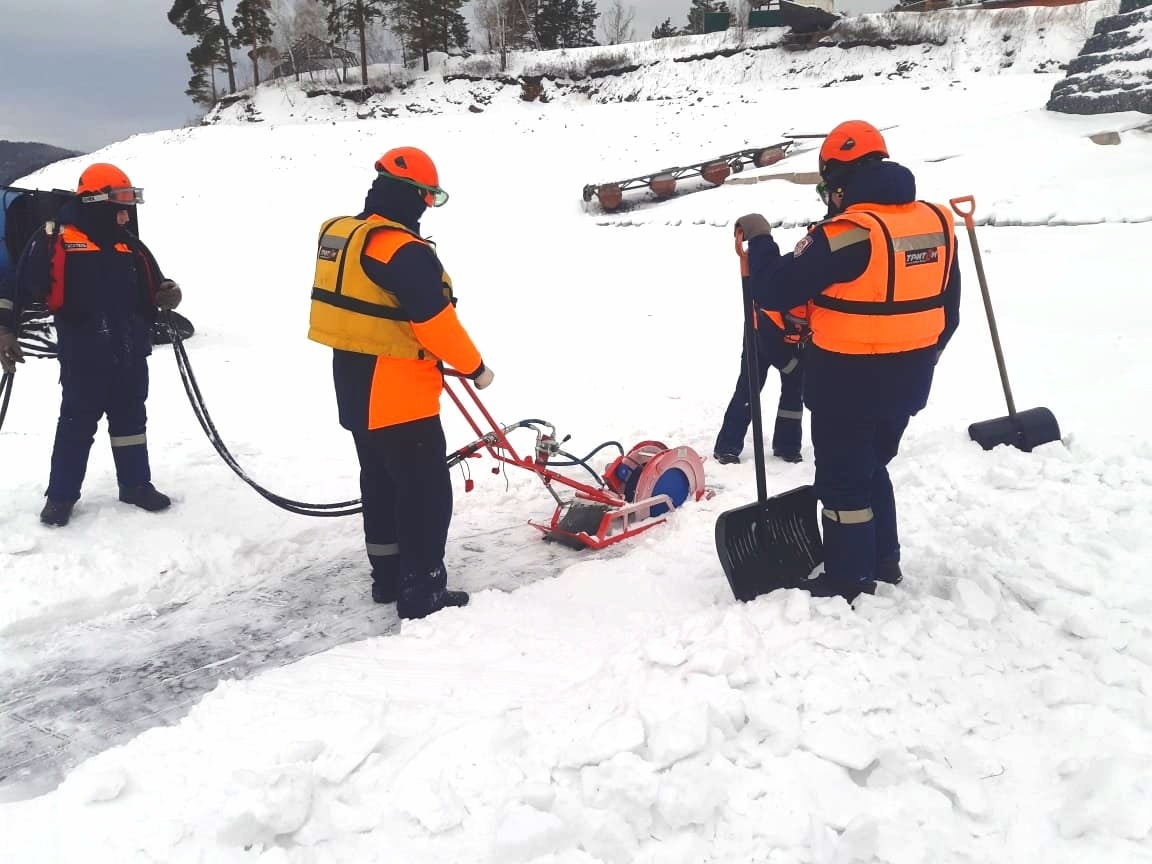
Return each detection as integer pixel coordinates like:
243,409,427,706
734,213,772,240
470,362,495,390
156,279,183,310
0,326,24,374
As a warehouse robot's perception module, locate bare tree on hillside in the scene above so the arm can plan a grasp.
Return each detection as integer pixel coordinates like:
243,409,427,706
599,0,634,45
728,0,750,40
474,0,501,56
293,0,331,37
473,0,537,70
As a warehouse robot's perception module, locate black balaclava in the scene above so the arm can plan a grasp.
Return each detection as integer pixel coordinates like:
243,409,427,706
821,154,884,216
361,174,428,232
75,202,133,248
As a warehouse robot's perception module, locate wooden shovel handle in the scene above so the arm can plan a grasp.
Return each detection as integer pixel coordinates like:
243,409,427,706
734,227,749,277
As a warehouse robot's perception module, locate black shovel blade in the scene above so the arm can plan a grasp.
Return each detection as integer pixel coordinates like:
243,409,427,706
968,407,1061,453
715,484,824,602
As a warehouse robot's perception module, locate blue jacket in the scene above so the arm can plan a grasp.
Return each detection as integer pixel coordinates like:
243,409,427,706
746,160,961,417
9,200,163,364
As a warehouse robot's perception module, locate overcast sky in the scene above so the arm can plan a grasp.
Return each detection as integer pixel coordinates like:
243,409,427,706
1,0,890,153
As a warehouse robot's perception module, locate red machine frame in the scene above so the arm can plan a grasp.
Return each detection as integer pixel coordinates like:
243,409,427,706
443,373,708,550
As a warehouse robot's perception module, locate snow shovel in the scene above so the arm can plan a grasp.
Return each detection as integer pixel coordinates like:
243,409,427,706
950,196,1061,452
715,229,823,602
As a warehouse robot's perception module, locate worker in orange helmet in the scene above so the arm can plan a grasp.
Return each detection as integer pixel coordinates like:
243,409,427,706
309,147,492,620
6,163,182,527
734,121,961,603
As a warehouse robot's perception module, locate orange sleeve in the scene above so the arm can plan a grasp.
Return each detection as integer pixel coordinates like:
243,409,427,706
411,305,483,375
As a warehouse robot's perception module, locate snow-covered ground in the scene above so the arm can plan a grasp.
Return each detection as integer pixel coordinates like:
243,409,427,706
2,5,1152,861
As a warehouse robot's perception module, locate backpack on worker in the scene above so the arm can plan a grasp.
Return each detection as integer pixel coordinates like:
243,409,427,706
1,185,193,350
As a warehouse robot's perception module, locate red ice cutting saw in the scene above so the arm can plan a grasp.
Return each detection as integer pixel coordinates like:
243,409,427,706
443,371,711,550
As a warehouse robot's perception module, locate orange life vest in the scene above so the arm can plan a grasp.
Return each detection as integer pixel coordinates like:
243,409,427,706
46,224,141,312
809,201,954,355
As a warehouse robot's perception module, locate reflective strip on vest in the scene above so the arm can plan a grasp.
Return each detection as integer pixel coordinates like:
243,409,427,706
308,215,453,358
810,202,954,355
827,226,869,252
0,299,13,311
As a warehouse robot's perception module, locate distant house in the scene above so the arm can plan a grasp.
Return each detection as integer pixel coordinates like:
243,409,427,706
704,0,840,34
269,34,358,81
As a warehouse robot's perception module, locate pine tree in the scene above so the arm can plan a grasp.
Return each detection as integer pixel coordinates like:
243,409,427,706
431,0,470,54
448,3,470,50
321,0,387,85
392,0,469,66
651,17,677,38
169,0,239,96
683,0,727,35
534,0,563,49
575,0,599,46
387,0,432,70
234,0,274,87
185,42,218,105
537,0,590,49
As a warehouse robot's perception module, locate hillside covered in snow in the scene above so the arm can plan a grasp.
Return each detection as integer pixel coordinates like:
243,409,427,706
207,3,1117,126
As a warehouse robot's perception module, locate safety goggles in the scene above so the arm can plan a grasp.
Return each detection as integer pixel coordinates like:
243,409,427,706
380,172,449,207
816,181,830,206
79,187,145,205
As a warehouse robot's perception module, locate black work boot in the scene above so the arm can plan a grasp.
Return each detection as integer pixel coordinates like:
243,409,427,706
368,550,403,604
371,579,398,604
875,558,903,585
773,449,803,463
40,499,75,527
118,482,172,512
397,563,469,620
801,571,876,603
713,451,740,465
399,589,469,620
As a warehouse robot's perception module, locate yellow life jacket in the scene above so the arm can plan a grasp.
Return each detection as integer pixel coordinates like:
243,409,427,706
308,215,454,358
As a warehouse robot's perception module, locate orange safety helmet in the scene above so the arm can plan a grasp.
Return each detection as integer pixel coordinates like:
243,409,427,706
374,147,448,207
76,163,144,205
818,121,889,178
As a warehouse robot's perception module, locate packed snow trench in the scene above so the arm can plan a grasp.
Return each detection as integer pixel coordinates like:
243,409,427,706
3,8,1152,862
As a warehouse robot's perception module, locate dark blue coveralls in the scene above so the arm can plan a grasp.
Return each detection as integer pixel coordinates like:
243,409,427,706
745,160,961,594
330,175,463,612
9,200,163,504
714,314,805,462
